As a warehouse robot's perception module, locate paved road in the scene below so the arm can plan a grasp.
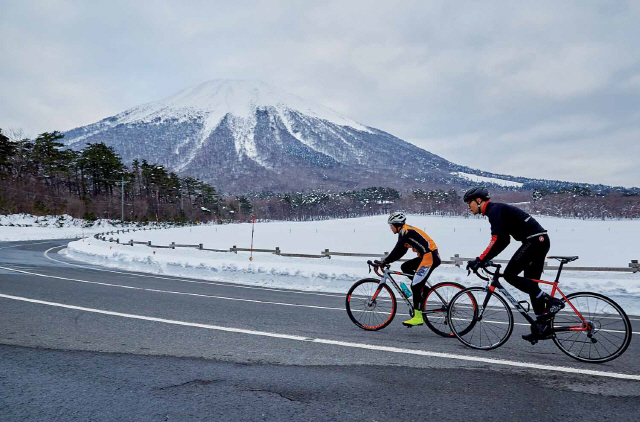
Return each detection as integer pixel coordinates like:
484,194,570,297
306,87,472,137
1,239,639,421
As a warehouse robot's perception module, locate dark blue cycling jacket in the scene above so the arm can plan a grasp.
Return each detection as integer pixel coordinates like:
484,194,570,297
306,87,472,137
479,202,547,262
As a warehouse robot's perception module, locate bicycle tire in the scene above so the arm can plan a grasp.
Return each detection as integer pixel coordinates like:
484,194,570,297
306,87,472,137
449,287,513,350
423,282,470,337
346,278,397,331
552,292,632,363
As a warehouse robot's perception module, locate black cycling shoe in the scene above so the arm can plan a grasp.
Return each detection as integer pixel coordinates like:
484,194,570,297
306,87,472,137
521,332,539,344
539,292,565,316
522,319,554,344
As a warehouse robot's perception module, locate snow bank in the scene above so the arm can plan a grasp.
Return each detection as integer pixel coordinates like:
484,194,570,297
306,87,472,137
0,214,116,241
0,214,164,241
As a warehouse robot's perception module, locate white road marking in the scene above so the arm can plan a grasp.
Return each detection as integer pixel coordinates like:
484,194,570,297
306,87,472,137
0,264,342,311
3,263,640,334
1,292,638,382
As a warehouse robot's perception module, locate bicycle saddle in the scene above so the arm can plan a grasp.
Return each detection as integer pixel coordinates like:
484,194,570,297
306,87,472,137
548,255,579,263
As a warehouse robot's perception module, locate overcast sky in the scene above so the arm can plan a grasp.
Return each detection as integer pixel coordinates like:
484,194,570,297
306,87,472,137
2,1,639,187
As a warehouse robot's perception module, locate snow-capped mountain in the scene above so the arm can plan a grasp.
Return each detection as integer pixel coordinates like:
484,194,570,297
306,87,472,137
61,80,533,193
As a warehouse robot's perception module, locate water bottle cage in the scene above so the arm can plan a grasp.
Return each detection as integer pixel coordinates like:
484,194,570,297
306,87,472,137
518,300,531,313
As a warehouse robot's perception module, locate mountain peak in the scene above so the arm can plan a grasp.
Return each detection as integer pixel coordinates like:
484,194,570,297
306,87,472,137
117,79,371,133
63,79,459,193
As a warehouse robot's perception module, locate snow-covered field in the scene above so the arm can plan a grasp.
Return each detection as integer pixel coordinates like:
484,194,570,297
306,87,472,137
60,214,640,314
0,214,118,241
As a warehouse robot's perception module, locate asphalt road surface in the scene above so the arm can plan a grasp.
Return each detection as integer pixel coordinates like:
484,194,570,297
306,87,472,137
1,239,639,421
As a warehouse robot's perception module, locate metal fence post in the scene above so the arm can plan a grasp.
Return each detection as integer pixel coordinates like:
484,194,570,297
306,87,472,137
453,254,462,267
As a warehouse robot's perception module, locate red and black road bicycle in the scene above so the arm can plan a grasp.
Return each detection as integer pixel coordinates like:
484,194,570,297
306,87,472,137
345,260,472,337
448,256,632,363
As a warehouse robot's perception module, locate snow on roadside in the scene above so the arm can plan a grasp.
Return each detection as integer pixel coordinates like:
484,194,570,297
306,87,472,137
0,214,163,241
0,214,111,241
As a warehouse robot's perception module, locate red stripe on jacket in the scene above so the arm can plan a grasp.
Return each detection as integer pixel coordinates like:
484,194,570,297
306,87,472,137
479,235,498,260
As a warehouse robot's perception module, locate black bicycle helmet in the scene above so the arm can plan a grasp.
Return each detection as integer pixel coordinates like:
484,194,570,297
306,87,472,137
463,187,490,203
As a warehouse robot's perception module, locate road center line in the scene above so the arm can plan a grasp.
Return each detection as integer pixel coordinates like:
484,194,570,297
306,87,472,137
1,292,638,382
0,239,67,250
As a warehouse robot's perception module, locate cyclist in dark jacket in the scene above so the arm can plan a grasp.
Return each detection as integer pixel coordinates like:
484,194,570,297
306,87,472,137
463,187,564,341
377,211,442,327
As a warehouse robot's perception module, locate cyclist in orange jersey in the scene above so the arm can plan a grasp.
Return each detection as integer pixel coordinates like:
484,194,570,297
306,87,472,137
377,211,442,327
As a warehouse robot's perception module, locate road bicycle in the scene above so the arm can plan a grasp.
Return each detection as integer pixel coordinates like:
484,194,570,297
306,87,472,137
447,256,632,363
345,260,472,337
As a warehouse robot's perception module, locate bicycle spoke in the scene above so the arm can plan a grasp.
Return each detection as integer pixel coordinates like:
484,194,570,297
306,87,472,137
553,293,631,362
598,331,624,350
346,279,397,331
423,283,468,337
558,332,581,352
450,288,512,350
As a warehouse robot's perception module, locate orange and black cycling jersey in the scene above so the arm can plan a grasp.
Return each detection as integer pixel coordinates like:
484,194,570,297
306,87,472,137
383,224,437,264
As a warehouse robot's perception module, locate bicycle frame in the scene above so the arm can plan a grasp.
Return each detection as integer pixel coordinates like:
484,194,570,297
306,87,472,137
371,265,449,315
479,263,591,333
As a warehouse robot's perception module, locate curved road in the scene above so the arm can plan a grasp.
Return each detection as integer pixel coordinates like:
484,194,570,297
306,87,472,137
1,239,639,421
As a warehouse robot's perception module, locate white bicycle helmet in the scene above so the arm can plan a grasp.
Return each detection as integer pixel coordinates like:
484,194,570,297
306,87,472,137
387,211,406,225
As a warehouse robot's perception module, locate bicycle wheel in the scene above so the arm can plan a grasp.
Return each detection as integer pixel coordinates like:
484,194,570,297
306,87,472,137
552,292,632,363
423,282,469,337
346,278,397,331
449,287,513,350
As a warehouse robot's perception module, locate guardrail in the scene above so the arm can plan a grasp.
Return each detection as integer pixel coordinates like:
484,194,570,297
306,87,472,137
91,229,639,273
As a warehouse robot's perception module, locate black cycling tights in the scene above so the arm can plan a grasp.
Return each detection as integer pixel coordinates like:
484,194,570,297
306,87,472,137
400,251,442,311
503,234,550,313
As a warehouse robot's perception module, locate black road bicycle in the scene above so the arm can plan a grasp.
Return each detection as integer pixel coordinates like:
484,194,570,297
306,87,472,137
345,260,472,337
447,256,632,363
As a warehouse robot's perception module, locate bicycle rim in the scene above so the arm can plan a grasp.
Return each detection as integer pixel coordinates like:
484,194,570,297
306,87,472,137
552,292,632,363
449,287,513,350
346,279,397,331
423,282,467,337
